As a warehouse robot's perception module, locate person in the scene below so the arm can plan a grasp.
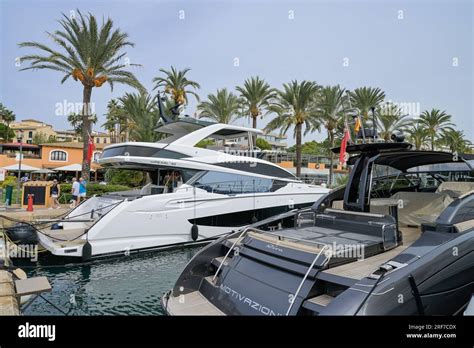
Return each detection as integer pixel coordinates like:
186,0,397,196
163,172,172,193
174,171,183,190
21,174,29,183
50,179,61,209
71,177,80,207
79,177,87,202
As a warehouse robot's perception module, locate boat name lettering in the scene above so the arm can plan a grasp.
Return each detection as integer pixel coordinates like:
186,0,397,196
266,244,283,253
150,160,170,165
219,284,281,316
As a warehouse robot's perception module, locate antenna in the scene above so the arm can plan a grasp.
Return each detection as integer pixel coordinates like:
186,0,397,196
371,107,377,142
157,90,173,124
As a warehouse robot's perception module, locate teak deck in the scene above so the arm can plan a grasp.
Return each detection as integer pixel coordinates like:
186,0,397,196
322,227,420,280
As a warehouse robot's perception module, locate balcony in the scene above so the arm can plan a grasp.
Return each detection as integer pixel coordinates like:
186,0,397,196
4,153,41,159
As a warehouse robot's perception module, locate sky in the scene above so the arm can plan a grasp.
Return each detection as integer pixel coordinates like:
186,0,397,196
0,0,473,145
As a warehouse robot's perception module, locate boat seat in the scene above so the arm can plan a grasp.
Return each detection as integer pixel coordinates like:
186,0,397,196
371,191,454,227
316,208,397,250
436,181,474,196
453,219,474,233
263,208,398,260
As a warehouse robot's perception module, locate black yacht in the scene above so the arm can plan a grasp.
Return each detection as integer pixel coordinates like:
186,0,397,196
162,142,474,315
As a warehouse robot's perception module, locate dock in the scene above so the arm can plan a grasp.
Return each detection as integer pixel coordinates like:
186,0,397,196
0,236,20,315
0,214,54,315
0,270,20,315
0,206,70,229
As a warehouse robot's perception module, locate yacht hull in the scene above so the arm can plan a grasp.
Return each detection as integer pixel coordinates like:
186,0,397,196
37,184,328,259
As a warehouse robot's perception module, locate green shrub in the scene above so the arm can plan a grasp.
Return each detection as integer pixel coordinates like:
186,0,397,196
256,138,272,150
58,183,131,203
1,176,17,188
195,139,215,148
105,169,144,187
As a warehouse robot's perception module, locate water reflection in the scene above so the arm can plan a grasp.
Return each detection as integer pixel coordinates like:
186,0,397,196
18,247,200,315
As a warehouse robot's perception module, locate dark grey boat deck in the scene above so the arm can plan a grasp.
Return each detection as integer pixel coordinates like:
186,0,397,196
267,225,383,249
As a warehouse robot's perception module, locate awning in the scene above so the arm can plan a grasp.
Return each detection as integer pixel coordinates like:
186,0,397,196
1,164,41,171
32,169,56,174
54,164,95,172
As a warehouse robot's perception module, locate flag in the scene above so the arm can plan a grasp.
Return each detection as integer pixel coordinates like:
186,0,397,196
339,129,350,164
87,135,96,163
354,117,362,132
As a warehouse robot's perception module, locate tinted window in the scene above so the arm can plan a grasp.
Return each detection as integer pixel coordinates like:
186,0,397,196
191,171,275,194
101,145,187,160
215,162,294,179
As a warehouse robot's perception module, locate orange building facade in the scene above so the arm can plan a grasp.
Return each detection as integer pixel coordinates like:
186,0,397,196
0,142,106,173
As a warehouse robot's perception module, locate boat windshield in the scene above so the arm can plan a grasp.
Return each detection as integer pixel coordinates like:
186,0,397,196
188,171,288,194
370,163,474,198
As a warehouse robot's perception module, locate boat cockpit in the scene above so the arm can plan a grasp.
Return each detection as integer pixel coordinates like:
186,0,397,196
244,142,474,270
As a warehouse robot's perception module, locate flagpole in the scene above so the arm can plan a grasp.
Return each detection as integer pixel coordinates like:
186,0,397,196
345,91,366,143
341,92,351,143
338,91,352,169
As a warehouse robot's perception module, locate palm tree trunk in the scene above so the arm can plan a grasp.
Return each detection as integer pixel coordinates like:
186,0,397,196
125,119,129,142
252,115,257,129
328,130,334,186
431,135,435,151
296,123,302,178
81,86,93,180
252,114,257,148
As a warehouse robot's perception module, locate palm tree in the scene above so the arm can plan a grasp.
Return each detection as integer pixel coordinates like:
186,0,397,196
103,99,127,143
67,113,98,135
376,102,411,142
349,87,385,121
197,88,241,124
0,103,7,123
317,85,346,185
265,80,321,177
19,10,144,179
438,129,472,153
118,93,158,142
236,76,275,144
418,109,454,151
103,99,119,143
153,66,200,112
2,109,16,142
405,122,429,150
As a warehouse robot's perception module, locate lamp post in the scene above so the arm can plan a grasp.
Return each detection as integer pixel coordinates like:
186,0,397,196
16,129,24,205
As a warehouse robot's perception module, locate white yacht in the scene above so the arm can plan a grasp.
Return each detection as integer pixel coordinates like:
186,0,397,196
37,117,329,260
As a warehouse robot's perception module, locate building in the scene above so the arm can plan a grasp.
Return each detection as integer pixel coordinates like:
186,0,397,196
259,132,288,151
229,132,288,151
0,142,107,179
9,119,113,145
92,131,113,145
55,130,113,144
55,130,81,143
10,119,56,144
40,142,106,170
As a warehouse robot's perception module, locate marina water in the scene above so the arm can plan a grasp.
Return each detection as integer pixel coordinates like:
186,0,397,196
18,247,200,315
